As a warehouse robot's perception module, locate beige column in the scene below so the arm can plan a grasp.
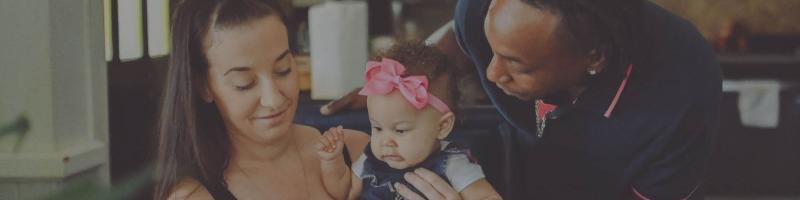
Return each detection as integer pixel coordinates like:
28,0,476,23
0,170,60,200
0,0,110,199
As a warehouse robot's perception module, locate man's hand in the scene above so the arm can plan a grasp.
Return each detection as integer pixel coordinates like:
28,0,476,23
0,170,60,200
320,88,367,116
395,168,462,200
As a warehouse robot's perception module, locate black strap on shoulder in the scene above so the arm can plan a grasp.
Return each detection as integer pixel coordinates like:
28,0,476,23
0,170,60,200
201,180,237,200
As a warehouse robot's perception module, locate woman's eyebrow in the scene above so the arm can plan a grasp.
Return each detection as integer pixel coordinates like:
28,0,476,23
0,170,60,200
273,49,290,63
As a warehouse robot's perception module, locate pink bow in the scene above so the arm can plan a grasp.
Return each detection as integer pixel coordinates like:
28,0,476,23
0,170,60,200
358,58,451,113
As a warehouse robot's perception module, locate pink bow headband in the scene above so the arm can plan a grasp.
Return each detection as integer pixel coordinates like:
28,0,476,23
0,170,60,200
358,58,451,113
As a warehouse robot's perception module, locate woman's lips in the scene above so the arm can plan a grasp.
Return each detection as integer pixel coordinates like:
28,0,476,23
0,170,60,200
258,109,286,119
252,108,288,126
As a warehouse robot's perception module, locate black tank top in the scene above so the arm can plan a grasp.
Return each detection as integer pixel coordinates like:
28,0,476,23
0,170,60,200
202,145,353,200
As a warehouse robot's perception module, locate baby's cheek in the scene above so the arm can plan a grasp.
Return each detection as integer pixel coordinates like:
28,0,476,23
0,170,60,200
400,143,428,162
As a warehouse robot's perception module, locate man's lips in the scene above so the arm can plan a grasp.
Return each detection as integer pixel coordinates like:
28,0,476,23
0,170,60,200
499,87,519,97
497,85,531,100
496,84,513,94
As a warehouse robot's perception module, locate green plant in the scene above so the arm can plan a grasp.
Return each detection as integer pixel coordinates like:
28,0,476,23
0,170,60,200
39,167,153,200
0,114,30,153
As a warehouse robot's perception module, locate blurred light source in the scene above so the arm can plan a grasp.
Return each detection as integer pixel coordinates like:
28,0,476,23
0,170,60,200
118,0,143,61
147,0,169,58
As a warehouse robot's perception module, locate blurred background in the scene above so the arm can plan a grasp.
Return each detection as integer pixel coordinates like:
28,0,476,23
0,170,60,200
1,0,799,199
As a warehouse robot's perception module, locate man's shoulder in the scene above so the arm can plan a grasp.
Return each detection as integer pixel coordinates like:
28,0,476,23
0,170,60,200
643,1,718,69
639,1,720,96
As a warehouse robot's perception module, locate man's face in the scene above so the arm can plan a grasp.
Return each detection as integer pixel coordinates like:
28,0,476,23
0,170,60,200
484,0,591,101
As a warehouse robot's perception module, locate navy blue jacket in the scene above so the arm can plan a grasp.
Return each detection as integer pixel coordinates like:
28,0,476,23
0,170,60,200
454,0,721,199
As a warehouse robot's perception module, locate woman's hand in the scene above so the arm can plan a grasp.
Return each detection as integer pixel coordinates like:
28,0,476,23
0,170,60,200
314,126,345,162
395,168,462,200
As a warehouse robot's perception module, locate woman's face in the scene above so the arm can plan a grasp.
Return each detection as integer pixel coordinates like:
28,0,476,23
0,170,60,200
202,15,299,143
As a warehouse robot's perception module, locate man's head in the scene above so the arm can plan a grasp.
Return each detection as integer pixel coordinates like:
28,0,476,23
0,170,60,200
484,0,642,101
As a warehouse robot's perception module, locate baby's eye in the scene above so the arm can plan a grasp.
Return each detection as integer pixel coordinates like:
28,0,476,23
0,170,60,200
396,129,408,134
372,126,383,132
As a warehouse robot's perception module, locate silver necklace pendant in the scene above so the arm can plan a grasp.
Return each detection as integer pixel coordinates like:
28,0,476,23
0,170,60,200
535,102,546,138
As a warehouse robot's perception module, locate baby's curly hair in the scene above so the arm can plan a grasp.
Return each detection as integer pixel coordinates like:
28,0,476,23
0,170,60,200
377,40,460,110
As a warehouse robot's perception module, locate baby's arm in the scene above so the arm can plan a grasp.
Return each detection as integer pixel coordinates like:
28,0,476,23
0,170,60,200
314,126,352,199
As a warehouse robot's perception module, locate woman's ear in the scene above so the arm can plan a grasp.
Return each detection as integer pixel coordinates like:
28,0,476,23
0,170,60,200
200,87,214,103
195,77,214,103
437,112,456,140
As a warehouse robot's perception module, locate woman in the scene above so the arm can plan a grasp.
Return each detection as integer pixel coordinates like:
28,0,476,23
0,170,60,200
153,0,369,199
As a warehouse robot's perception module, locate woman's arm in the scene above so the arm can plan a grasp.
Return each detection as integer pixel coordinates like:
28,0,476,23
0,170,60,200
346,173,364,200
342,128,369,199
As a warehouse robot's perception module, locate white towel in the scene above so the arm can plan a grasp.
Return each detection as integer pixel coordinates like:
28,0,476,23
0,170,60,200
308,1,368,100
723,80,782,128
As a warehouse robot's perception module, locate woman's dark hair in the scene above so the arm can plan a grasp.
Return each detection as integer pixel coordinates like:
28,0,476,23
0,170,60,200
153,0,287,199
378,40,461,110
521,0,646,71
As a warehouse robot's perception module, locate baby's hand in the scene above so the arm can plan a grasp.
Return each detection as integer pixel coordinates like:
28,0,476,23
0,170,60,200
315,125,346,162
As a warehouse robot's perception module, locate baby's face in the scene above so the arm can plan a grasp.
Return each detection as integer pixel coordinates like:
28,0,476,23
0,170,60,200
367,90,445,169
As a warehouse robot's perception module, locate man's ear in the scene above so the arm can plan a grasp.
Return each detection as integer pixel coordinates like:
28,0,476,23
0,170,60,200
586,49,607,73
437,112,456,140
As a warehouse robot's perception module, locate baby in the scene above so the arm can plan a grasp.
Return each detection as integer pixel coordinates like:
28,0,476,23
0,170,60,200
315,41,501,200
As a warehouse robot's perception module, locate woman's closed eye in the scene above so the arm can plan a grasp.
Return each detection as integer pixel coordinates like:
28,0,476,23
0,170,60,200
274,66,292,77
235,80,256,91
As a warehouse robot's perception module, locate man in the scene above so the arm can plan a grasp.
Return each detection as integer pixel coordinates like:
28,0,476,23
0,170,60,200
323,0,721,199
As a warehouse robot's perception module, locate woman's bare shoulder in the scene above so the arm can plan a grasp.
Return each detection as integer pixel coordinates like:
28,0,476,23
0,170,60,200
166,178,214,200
340,128,369,161
340,129,368,148
294,124,323,139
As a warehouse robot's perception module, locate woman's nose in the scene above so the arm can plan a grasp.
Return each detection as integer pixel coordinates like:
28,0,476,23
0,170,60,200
258,79,285,110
